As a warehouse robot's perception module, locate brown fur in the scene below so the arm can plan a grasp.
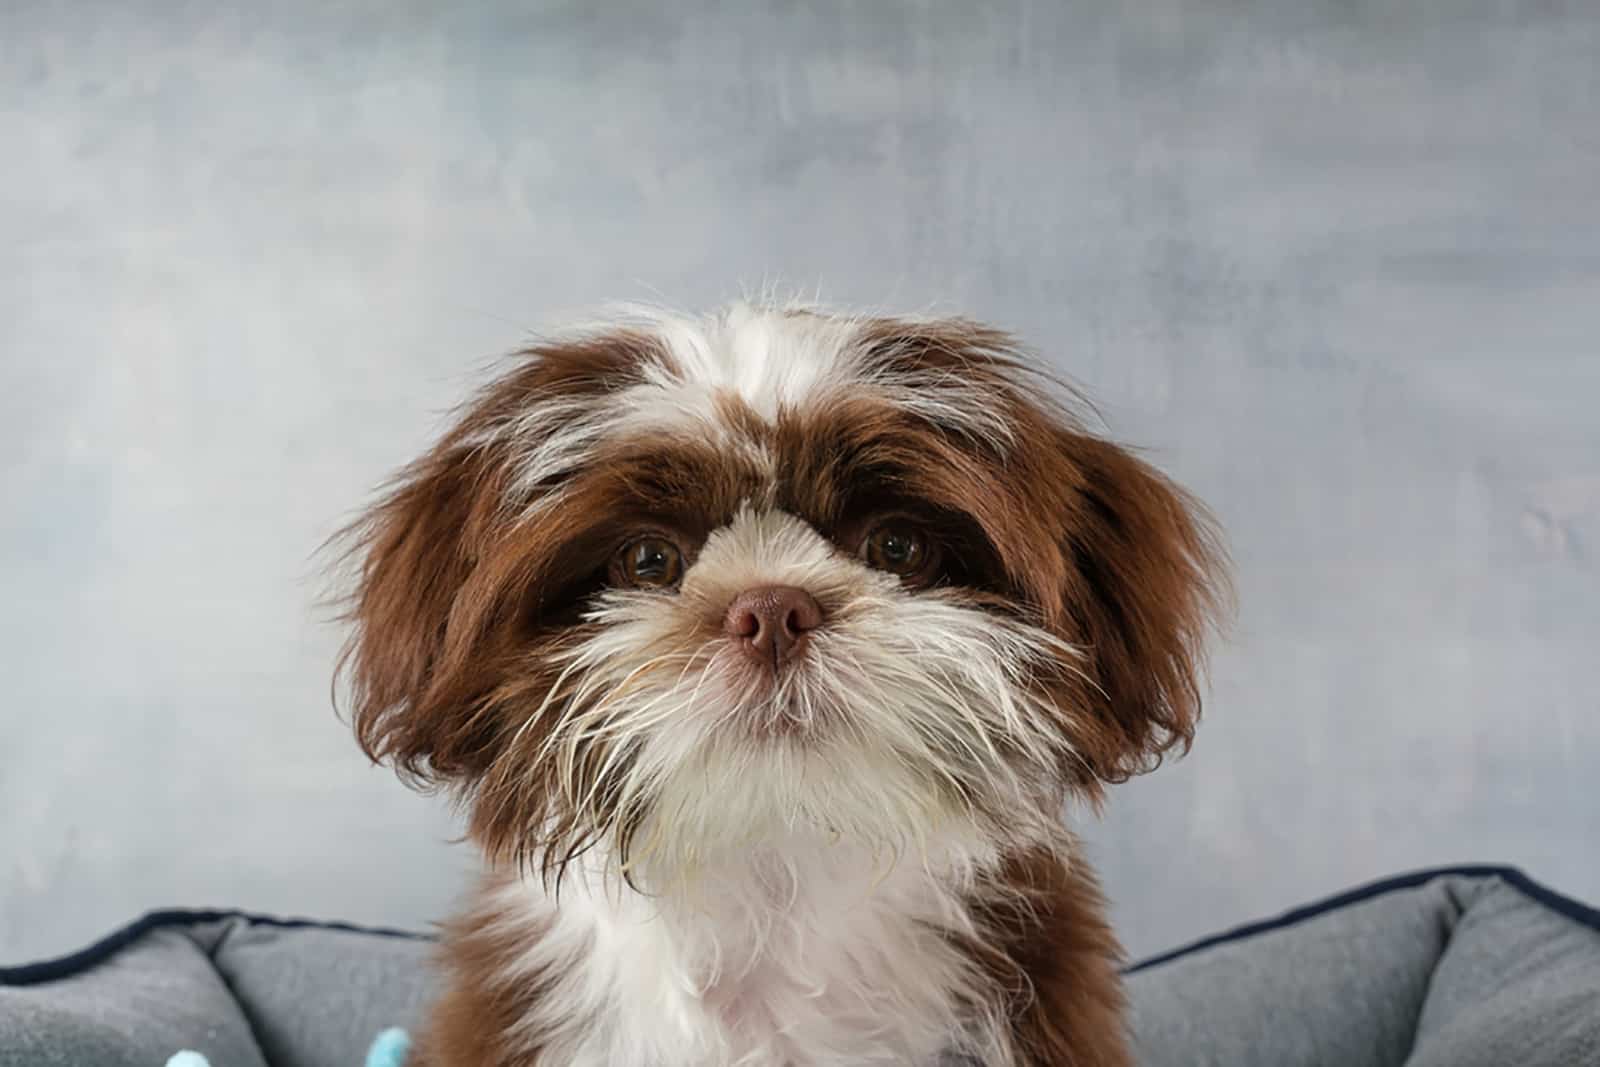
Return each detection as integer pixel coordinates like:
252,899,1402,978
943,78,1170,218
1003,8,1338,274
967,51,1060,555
409,874,558,1067
335,311,1227,1067
964,846,1134,1067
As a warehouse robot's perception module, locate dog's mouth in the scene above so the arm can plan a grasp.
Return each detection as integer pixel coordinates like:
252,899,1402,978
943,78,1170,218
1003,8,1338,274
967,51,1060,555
715,690,826,744
714,656,841,742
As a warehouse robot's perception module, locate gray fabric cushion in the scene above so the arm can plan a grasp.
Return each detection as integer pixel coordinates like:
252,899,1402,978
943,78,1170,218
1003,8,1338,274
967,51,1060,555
1406,879,1600,1066
207,918,439,1067
1126,869,1600,1066
3,868,1597,1066
0,923,268,1067
1126,874,1465,1064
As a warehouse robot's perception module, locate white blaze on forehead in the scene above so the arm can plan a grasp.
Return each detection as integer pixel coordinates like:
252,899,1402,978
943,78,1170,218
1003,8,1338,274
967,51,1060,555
643,302,864,419
627,303,1019,443
495,302,1019,509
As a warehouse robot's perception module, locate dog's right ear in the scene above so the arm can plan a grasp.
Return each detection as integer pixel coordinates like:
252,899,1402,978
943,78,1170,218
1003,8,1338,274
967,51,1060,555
334,438,512,783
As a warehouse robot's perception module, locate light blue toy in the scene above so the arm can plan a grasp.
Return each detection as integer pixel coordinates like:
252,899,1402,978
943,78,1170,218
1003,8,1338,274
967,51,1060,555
363,1028,413,1067
165,1027,410,1067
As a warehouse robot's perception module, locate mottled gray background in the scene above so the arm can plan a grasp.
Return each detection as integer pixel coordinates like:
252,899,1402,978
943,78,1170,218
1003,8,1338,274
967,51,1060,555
4,0,1597,964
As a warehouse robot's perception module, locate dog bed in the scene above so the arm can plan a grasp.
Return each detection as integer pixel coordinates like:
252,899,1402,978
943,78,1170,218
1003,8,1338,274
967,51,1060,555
3,865,1597,1066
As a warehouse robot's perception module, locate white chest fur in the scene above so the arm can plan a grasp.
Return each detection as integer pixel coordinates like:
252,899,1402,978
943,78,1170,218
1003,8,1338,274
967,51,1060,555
478,838,1008,1067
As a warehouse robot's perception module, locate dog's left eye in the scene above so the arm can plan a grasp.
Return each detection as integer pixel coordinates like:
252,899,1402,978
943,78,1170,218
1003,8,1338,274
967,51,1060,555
612,537,685,590
861,522,940,585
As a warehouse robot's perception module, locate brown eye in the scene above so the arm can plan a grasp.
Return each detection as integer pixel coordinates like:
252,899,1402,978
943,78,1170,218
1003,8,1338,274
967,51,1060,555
612,537,684,590
862,523,937,582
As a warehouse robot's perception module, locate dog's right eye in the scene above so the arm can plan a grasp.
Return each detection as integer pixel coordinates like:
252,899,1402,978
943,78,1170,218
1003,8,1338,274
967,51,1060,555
860,520,943,587
611,537,685,590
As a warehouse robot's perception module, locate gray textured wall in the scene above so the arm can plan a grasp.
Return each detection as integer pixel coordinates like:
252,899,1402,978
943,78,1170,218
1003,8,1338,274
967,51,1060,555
4,0,1597,964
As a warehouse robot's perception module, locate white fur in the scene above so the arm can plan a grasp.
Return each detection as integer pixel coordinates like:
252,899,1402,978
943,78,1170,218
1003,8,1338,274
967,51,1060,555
479,834,1025,1067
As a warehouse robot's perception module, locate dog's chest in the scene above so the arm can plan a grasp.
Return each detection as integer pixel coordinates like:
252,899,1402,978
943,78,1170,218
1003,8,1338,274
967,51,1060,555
499,848,992,1067
689,863,977,1063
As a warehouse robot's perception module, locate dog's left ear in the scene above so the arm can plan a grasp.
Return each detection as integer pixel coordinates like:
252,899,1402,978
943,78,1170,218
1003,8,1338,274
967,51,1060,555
1047,429,1230,783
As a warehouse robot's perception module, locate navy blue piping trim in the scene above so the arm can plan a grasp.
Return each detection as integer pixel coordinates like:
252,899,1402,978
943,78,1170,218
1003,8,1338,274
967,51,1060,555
1123,863,1600,975
0,908,432,987
5,865,1596,986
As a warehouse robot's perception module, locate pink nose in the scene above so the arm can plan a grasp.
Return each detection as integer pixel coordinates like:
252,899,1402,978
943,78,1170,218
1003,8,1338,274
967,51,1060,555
724,586,824,668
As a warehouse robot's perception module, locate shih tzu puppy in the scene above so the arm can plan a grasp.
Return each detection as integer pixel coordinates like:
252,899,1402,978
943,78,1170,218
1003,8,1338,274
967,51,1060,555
337,303,1226,1067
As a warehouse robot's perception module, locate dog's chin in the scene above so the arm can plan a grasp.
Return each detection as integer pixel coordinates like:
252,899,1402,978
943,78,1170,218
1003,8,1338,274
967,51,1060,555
588,712,1044,896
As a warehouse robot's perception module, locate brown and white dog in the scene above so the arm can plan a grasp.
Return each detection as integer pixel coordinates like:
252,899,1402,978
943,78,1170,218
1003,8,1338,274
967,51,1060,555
336,303,1226,1067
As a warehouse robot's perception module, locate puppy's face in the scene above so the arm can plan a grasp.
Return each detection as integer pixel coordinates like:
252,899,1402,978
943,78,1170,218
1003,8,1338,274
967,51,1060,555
338,306,1225,883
